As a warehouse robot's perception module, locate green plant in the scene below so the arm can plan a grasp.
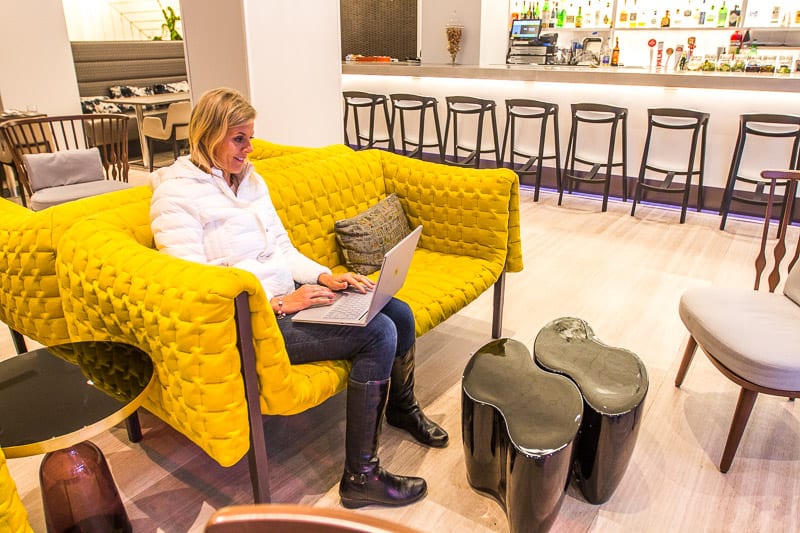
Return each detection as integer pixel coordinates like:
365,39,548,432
153,0,182,41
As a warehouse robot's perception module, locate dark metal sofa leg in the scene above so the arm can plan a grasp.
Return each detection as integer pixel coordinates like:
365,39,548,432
125,412,143,442
10,328,27,354
235,292,272,503
492,271,506,339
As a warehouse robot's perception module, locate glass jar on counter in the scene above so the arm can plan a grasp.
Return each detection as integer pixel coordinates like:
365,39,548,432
686,55,704,72
701,54,718,72
759,55,777,74
731,54,747,72
777,55,793,75
745,55,761,73
716,54,733,72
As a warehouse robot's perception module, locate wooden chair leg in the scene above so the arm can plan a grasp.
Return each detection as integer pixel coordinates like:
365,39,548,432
720,388,758,473
675,335,697,387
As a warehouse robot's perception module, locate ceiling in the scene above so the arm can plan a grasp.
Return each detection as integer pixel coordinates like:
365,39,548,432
108,0,182,40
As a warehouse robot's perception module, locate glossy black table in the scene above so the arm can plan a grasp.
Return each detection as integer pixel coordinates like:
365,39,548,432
462,338,583,533
0,341,154,532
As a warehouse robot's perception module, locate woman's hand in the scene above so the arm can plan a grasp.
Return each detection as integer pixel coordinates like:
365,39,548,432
318,272,375,293
271,284,336,315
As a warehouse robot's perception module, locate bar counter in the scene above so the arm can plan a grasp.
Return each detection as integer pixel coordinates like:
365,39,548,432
343,62,800,94
343,61,800,203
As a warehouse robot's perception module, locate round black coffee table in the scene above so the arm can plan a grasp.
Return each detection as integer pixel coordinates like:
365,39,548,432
0,341,154,532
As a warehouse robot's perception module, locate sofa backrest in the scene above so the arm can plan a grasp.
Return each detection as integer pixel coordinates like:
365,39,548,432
0,187,152,346
260,149,388,271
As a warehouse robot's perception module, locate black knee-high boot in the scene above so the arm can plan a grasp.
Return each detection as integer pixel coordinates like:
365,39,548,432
385,345,449,448
339,377,427,508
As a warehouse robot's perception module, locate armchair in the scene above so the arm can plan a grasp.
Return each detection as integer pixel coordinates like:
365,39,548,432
142,101,191,171
0,114,132,210
676,169,800,472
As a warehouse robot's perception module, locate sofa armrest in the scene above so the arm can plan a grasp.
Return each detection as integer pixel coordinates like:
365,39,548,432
378,150,523,273
56,214,349,467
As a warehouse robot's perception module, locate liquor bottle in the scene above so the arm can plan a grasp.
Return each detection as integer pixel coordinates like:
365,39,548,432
619,0,629,24
542,0,550,24
629,0,638,27
728,4,740,26
603,2,612,26
557,3,566,26
661,10,672,27
611,37,620,66
600,40,611,66
650,10,658,27
794,9,800,27
673,5,682,26
729,29,742,54
575,6,583,28
717,1,728,26
699,0,707,25
706,4,717,27
566,2,576,26
770,5,782,25
550,3,558,27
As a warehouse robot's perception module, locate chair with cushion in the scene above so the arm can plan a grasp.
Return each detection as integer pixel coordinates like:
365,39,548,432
719,114,800,231
676,169,800,472
205,504,419,533
0,114,132,210
142,101,191,172
0,447,34,533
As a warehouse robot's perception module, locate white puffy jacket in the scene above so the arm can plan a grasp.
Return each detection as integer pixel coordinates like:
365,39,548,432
149,156,330,301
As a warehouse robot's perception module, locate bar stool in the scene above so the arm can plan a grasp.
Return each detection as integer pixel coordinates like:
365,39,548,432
501,98,562,202
441,96,500,168
719,113,800,231
342,91,393,151
630,108,709,224
560,103,628,212
389,94,442,159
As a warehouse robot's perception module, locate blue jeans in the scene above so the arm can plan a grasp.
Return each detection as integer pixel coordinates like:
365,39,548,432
276,298,415,382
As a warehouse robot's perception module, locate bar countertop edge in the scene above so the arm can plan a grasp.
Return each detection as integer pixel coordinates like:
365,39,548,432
342,62,800,93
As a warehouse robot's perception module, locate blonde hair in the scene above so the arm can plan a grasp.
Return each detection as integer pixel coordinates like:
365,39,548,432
189,87,256,174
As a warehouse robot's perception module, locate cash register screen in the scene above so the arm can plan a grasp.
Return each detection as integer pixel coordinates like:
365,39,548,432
510,19,541,40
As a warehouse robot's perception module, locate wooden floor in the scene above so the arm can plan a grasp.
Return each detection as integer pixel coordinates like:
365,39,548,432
5,187,800,532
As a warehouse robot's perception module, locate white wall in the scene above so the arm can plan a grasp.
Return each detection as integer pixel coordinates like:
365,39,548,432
62,0,147,40
420,0,482,65
0,0,80,115
180,0,250,102
480,0,510,65
243,0,343,146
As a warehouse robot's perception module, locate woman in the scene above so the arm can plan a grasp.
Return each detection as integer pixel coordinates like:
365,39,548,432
149,88,447,509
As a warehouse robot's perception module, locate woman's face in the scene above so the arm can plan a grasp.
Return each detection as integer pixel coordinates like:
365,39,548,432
214,120,254,177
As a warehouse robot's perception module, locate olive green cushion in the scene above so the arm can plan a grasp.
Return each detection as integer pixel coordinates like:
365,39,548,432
334,193,411,275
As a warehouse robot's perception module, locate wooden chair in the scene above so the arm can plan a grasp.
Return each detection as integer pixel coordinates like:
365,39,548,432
205,504,420,533
676,169,800,472
142,101,191,171
0,114,131,209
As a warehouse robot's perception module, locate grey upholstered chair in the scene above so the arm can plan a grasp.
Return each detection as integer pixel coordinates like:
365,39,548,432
0,114,132,210
676,169,800,472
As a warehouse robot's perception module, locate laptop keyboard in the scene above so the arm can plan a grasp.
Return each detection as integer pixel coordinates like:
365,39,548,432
323,292,371,320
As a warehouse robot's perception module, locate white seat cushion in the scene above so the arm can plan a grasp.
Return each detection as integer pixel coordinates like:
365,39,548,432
679,287,800,391
30,180,133,211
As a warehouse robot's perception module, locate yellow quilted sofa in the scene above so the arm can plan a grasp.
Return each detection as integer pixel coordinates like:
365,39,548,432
0,447,33,533
50,143,521,501
0,139,328,351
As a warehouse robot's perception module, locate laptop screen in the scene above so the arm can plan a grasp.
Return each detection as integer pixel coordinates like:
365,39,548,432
510,19,541,40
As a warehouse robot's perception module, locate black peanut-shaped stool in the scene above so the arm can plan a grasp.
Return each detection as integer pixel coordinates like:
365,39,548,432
462,338,583,533
533,317,648,504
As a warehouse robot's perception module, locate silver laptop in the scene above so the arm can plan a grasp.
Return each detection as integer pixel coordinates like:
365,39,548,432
292,225,422,327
